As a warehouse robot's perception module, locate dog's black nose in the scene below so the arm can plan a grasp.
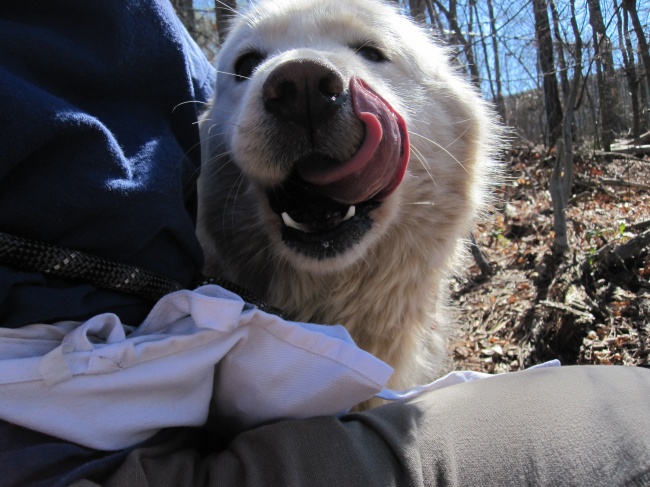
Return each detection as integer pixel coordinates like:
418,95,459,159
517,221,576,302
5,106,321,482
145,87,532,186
263,60,345,126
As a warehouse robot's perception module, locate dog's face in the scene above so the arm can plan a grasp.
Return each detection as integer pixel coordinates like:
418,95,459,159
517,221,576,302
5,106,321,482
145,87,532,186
199,0,494,276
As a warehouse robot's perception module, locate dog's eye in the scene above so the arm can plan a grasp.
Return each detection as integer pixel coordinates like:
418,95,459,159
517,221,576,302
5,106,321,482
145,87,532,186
234,52,264,81
355,45,387,63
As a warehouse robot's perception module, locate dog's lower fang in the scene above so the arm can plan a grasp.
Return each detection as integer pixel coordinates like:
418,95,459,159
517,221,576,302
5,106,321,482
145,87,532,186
281,205,356,233
281,212,311,232
342,205,355,222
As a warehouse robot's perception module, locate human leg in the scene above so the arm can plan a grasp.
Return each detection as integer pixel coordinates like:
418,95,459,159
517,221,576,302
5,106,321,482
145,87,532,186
92,366,650,487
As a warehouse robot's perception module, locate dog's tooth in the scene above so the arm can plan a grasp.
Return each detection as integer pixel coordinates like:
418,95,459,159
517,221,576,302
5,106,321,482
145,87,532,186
342,206,356,222
281,212,309,232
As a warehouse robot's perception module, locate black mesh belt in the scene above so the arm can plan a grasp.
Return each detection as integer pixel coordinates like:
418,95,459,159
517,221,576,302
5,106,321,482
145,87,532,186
0,231,285,317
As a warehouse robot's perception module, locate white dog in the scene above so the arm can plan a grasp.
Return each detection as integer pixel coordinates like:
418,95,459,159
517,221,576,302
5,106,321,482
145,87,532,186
197,0,500,393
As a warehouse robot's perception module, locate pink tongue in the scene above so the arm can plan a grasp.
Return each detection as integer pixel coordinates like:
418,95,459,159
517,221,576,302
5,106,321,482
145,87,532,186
297,77,409,205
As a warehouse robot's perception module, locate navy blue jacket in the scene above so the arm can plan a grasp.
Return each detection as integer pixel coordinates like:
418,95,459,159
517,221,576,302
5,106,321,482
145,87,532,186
0,1,216,485
0,0,215,328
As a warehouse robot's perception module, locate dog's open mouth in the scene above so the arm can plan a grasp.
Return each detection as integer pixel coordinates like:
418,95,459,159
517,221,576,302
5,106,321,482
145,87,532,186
267,77,409,259
267,173,378,259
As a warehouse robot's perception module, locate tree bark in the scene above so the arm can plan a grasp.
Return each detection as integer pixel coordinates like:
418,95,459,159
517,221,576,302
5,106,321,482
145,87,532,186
428,0,481,89
409,0,427,24
215,0,238,45
171,0,195,37
551,0,582,255
532,0,563,146
469,232,494,278
622,0,650,130
587,0,622,151
551,138,569,255
486,0,506,123
617,3,643,139
548,0,569,102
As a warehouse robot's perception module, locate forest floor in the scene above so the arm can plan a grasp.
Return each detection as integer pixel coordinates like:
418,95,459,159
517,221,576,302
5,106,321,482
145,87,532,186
451,144,650,374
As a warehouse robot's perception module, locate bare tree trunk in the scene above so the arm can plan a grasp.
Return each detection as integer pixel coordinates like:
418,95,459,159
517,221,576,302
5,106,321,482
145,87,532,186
587,0,622,151
564,0,582,196
622,0,650,130
474,2,496,102
215,0,238,45
548,0,569,102
409,0,427,24
551,138,569,255
428,0,481,89
469,232,494,278
616,2,643,139
486,0,506,123
422,1,446,42
171,0,195,37
585,81,601,149
549,0,578,143
532,0,563,146
551,0,582,255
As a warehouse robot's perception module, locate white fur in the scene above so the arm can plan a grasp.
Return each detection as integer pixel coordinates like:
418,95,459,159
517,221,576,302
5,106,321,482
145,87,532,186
197,0,501,397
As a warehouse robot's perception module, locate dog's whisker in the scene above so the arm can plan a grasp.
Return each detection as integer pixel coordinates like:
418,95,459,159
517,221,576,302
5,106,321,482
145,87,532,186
409,116,473,127
199,154,234,185
444,121,473,150
410,145,437,187
257,246,285,284
243,240,276,273
171,100,209,113
221,172,245,234
230,172,247,233
216,69,251,80
214,0,245,18
202,120,242,136
409,131,470,174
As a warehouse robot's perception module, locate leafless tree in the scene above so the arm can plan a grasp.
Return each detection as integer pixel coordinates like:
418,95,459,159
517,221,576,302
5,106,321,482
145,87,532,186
171,0,196,37
551,0,583,255
215,0,238,45
427,0,482,89
587,0,623,150
486,0,506,123
616,1,644,138
548,0,570,103
622,0,650,131
172,0,646,149
532,0,564,146
409,0,428,23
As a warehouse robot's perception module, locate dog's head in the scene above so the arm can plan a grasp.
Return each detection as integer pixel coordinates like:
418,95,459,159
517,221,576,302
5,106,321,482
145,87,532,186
199,0,498,275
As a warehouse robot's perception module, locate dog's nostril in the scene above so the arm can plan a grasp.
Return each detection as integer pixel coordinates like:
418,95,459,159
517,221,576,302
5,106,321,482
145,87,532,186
319,73,344,99
263,59,345,125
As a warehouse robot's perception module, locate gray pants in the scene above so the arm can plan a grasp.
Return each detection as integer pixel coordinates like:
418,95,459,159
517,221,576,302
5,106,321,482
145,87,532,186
76,366,650,486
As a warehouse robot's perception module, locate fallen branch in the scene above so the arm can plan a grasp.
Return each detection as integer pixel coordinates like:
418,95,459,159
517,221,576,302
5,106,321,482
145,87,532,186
469,232,494,278
600,178,650,191
593,151,649,162
537,300,594,322
631,219,650,232
576,177,650,192
611,229,650,261
584,228,650,269
567,190,592,206
606,145,650,156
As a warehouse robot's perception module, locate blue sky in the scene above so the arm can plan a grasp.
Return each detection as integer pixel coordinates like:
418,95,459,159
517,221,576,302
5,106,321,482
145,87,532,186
191,0,650,98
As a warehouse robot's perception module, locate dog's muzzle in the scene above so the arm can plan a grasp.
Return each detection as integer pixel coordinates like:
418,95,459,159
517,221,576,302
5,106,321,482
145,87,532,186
262,59,410,259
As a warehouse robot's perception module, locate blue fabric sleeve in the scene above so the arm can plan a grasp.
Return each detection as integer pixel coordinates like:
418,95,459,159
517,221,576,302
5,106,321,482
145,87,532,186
0,0,216,327
0,419,131,487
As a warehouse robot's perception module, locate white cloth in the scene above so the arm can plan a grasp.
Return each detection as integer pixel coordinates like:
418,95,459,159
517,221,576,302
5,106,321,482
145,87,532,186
0,285,392,450
376,360,561,401
0,285,560,451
